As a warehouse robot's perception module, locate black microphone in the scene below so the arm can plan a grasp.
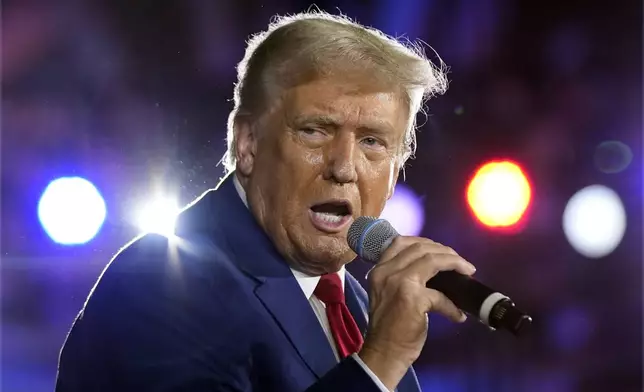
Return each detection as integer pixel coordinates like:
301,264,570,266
347,216,532,336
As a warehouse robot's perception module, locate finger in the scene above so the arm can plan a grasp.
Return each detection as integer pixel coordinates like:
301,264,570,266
423,288,467,323
402,253,476,285
378,236,439,266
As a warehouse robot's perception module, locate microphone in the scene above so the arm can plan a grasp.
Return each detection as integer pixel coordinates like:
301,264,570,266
347,216,532,336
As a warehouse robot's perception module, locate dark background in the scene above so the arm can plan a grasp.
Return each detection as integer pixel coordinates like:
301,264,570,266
1,0,642,391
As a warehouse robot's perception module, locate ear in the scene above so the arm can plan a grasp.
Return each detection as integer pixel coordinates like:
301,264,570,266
234,118,257,177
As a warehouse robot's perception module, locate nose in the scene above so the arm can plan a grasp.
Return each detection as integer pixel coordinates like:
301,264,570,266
323,132,358,184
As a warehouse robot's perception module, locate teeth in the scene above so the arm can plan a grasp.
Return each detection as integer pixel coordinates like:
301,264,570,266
313,212,343,224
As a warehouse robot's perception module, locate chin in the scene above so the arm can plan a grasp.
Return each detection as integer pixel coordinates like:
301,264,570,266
296,235,354,274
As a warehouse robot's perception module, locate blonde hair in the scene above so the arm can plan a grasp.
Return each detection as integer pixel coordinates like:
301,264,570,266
222,10,448,173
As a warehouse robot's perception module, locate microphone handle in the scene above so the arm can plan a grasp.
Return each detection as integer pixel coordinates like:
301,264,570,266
427,271,531,335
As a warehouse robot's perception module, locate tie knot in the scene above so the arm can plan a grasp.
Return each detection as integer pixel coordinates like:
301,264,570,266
314,273,344,304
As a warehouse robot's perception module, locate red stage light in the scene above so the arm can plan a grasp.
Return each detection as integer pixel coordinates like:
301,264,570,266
466,160,532,231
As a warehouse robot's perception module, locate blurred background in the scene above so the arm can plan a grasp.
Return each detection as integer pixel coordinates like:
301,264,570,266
1,0,641,391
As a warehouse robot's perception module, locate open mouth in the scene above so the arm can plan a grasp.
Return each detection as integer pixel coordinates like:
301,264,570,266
309,200,353,231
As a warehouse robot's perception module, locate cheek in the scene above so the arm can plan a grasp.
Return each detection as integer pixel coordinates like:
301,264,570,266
359,161,397,214
265,138,325,214
300,149,324,166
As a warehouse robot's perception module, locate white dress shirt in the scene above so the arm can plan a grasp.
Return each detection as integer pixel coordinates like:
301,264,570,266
232,175,390,392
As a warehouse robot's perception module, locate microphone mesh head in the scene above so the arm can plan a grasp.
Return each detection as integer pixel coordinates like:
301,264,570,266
347,216,399,263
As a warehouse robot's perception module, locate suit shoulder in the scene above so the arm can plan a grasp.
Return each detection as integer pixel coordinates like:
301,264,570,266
82,232,245,318
108,232,234,278
58,232,258,387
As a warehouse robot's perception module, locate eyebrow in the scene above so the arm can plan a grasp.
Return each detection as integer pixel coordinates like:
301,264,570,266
293,114,340,127
292,113,396,136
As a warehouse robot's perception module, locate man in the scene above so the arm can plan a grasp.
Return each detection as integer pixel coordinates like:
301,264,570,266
56,11,476,392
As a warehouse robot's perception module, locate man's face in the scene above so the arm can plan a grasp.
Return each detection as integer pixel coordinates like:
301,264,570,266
236,76,409,275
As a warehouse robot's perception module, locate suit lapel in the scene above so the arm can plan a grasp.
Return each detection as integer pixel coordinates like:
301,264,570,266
254,276,338,378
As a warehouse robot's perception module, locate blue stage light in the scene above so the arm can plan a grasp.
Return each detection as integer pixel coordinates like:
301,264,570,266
38,177,107,245
380,183,425,236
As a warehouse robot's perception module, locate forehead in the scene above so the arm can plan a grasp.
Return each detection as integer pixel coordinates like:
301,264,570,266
281,78,410,135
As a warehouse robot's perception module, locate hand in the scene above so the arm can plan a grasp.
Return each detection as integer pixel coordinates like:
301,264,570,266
357,236,476,391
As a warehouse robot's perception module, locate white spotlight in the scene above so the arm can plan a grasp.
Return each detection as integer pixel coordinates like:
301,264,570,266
38,177,107,245
136,198,180,236
562,185,626,258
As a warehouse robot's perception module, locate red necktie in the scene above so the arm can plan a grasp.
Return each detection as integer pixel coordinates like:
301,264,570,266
314,273,364,359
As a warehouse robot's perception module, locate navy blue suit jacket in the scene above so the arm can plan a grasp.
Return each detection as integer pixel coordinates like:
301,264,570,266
56,175,421,392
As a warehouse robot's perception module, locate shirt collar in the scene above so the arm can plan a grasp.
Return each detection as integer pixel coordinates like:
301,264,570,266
290,266,346,299
233,174,249,208
232,174,345,298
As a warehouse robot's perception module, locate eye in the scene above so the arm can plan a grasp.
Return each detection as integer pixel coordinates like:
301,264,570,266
361,136,384,148
296,127,329,147
299,128,325,137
